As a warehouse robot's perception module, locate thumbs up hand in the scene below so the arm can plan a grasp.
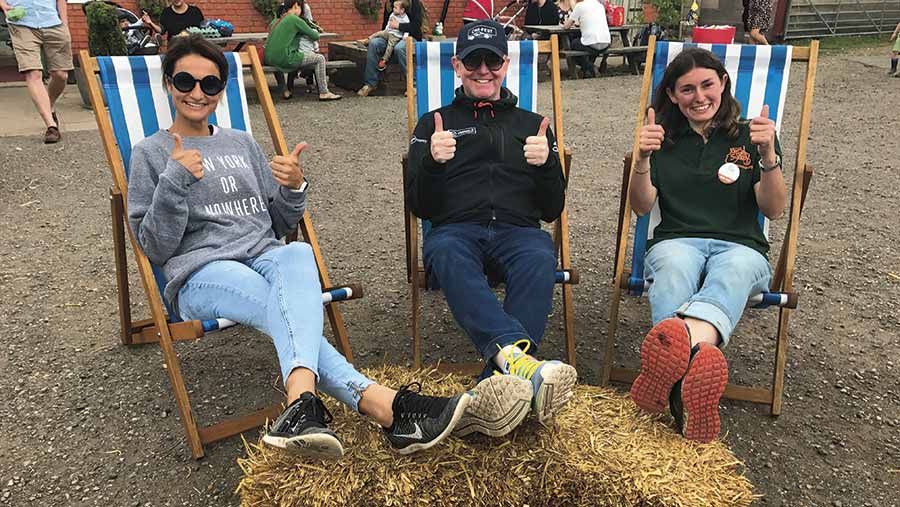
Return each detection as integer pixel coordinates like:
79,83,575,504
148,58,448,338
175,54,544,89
524,117,551,166
637,107,665,162
171,133,204,180
430,112,457,164
271,142,307,190
750,104,777,161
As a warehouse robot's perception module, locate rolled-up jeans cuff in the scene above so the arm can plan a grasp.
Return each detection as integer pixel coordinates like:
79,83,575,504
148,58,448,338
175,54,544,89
282,362,319,388
676,299,735,346
342,379,376,413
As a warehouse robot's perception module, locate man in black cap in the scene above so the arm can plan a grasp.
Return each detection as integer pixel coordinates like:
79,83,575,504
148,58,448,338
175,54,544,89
405,20,576,439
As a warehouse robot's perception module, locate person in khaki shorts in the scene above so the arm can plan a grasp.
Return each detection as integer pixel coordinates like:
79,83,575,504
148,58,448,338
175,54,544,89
0,0,72,143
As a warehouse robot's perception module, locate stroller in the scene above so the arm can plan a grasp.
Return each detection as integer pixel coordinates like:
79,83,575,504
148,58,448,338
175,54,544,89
81,1,161,55
1,10,11,49
460,0,528,39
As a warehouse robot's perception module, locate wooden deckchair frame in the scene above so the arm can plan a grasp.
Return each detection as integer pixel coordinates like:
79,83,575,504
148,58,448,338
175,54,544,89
600,37,819,416
81,47,357,458
402,36,579,376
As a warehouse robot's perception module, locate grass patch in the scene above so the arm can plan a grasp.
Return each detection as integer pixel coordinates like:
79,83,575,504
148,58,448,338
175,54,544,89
790,34,891,52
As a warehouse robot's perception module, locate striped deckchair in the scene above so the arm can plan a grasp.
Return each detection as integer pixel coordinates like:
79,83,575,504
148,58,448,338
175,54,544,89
80,48,361,458
402,37,579,374
601,38,819,415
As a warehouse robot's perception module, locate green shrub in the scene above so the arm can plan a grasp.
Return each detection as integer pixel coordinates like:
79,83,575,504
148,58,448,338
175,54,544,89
252,0,281,22
650,0,681,34
86,1,127,56
354,0,381,21
138,0,166,20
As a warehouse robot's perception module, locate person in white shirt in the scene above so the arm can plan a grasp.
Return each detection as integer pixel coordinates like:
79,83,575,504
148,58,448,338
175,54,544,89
562,0,610,78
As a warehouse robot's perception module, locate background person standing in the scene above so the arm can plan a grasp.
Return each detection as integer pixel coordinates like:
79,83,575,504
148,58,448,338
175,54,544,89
141,0,203,43
0,0,71,143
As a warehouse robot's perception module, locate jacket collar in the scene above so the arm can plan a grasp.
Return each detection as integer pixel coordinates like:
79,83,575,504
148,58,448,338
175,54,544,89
452,87,519,111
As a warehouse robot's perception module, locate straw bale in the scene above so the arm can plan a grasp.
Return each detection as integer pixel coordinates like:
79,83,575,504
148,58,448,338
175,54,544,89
238,366,756,507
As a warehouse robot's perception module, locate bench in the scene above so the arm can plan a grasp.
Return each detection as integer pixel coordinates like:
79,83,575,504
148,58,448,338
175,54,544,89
328,40,406,96
257,60,356,93
600,46,647,75
560,45,647,78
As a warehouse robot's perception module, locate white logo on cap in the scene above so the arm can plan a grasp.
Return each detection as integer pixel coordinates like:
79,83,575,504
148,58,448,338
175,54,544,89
468,26,498,41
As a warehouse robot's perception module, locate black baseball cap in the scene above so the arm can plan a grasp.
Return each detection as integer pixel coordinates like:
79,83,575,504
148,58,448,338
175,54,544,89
456,20,508,60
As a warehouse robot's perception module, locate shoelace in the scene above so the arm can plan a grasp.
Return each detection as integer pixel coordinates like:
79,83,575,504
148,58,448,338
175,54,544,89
285,394,333,433
394,382,442,421
497,339,545,380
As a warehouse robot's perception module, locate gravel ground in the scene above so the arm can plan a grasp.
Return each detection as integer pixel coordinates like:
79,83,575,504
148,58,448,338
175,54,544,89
0,45,898,506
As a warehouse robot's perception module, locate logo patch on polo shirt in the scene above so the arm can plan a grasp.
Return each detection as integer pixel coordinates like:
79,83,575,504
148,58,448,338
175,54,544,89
725,146,753,170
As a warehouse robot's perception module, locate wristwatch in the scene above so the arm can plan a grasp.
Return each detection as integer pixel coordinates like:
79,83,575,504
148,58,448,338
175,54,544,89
759,154,782,172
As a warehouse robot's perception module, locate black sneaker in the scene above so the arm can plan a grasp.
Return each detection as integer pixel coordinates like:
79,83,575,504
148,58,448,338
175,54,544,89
262,392,344,460
383,383,471,455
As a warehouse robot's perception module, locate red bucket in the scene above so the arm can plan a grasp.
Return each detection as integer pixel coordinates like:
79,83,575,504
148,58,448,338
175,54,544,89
691,25,736,44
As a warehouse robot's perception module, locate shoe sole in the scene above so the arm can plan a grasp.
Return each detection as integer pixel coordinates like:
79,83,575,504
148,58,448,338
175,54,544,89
532,362,578,423
453,375,532,438
681,343,728,443
394,394,471,455
631,318,691,413
262,432,344,460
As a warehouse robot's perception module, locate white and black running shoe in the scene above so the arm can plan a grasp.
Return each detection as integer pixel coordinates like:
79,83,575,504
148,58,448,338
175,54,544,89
453,374,533,437
383,383,471,455
263,392,344,460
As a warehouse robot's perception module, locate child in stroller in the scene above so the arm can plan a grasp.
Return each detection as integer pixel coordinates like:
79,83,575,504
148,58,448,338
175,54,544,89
117,7,161,55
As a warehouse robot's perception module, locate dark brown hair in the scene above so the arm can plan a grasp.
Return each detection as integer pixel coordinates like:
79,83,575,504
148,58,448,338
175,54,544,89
162,34,229,86
651,47,741,143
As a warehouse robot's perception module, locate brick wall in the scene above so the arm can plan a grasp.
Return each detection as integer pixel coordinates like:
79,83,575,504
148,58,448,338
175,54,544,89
66,0,468,52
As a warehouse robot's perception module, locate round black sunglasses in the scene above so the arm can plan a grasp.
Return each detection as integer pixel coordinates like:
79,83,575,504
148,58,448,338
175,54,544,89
461,51,505,71
166,71,226,96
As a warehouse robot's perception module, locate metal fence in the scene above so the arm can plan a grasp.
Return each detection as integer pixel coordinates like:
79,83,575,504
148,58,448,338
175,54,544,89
784,0,900,39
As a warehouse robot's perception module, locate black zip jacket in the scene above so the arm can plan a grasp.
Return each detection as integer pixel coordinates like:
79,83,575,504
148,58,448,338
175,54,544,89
382,0,423,40
406,87,566,229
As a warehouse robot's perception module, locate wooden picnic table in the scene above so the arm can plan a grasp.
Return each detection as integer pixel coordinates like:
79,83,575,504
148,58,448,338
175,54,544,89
524,24,642,77
212,32,340,52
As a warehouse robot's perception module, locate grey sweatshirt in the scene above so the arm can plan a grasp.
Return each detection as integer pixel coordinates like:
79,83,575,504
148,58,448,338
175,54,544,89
127,127,307,312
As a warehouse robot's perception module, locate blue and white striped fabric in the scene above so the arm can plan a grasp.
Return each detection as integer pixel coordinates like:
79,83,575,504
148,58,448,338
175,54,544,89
628,42,794,303
414,40,538,118
97,52,251,325
97,52,251,179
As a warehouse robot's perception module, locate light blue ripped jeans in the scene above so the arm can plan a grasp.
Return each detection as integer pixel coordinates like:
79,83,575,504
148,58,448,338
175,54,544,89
177,242,374,412
644,238,772,346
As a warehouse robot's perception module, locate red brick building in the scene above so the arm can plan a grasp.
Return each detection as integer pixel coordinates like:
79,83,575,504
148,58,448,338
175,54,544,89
65,0,468,51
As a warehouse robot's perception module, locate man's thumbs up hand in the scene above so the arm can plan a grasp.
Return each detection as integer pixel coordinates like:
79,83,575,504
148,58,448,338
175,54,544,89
430,112,457,164
171,133,204,180
524,117,551,166
271,142,307,190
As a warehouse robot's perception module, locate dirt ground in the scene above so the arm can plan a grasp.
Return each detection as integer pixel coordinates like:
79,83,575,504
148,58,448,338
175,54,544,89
0,44,898,507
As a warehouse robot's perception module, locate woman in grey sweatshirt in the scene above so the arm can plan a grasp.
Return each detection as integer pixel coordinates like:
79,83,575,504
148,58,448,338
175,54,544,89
126,35,470,460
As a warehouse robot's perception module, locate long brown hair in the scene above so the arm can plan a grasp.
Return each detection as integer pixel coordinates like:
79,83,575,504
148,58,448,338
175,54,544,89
651,47,742,143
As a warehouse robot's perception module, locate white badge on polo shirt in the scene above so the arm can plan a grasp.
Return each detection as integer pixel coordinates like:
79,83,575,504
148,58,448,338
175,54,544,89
717,162,740,184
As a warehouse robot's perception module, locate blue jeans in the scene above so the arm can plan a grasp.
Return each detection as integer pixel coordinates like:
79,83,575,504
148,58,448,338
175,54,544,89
644,238,772,346
177,242,373,412
423,222,557,368
364,37,408,87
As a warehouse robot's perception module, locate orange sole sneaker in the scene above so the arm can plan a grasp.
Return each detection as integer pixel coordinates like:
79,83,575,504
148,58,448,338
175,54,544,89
680,343,728,443
630,318,692,413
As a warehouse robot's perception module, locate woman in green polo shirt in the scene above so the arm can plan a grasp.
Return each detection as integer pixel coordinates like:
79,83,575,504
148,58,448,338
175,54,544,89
627,48,786,444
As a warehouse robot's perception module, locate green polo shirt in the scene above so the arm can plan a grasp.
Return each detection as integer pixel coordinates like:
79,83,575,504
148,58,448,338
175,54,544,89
647,121,781,257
